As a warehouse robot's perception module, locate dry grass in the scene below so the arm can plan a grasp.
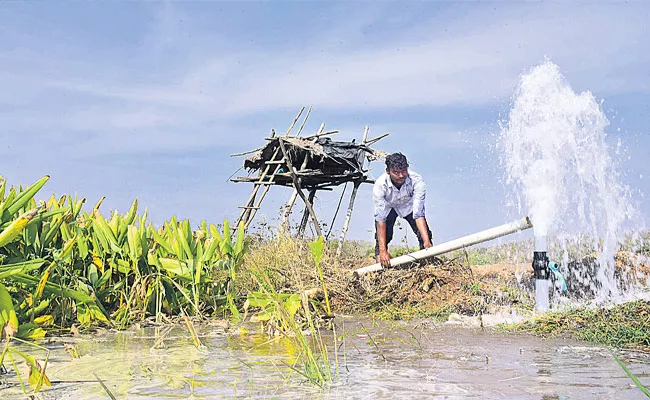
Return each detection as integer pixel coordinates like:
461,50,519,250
241,234,536,320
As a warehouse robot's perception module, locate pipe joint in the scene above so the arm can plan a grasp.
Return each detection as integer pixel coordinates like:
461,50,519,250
532,251,550,280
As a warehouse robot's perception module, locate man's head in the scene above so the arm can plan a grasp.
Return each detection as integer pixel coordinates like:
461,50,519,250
385,152,409,186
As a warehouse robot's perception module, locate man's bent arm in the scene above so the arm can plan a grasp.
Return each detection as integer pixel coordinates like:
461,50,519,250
415,217,433,248
377,221,388,253
376,221,391,267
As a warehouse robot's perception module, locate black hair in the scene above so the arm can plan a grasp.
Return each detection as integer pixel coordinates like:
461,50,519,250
385,152,409,171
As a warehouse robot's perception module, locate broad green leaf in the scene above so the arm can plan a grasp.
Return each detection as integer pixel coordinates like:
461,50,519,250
127,225,142,263
283,294,302,318
0,188,17,222
0,283,19,335
158,258,192,280
76,232,89,260
308,236,325,266
88,264,99,286
41,214,66,248
17,323,46,340
124,198,138,226
0,178,5,203
234,221,246,256
11,273,99,306
0,259,45,280
0,208,39,247
4,175,49,218
35,263,54,300
29,299,50,317
177,221,195,261
150,226,175,254
95,267,112,288
222,219,232,250
108,259,131,274
199,238,219,265
9,348,51,391
209,224,223,243
34,314,54,326
92,210,121,253
55,236,77,262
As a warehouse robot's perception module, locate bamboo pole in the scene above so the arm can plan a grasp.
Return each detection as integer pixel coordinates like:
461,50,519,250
230,130,275,156
325,183,348,240
295,105,312,136
302,130,338,140
335,126,369,252
234,109,305,229
281,151,311,226
234,150,280,227
361,125,369,144
353,217,533,277
298,189,317,236
281,122,324,227
365,132,390,146
282,191,299,226
230,147,264,157
336,180,361,256
278,138,323,237
285,107,305,136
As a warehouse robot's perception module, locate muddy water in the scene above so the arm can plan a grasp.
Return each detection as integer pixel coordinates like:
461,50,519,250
2,317,649,399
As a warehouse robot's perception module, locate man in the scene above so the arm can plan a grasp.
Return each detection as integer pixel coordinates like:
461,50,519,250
373,153,433,267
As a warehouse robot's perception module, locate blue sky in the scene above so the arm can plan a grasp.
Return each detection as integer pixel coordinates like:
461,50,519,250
1,2,648,244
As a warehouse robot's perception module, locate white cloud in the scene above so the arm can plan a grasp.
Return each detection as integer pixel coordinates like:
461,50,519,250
1,2,649,154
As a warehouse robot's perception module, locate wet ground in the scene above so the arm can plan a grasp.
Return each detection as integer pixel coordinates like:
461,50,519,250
1,317,649,399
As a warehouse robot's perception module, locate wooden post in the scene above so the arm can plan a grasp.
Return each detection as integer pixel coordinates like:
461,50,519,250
336,180,361,256
278,138,323,237
281,122,323,228
282,191,298,228
298,189,317,236
281,152,311,227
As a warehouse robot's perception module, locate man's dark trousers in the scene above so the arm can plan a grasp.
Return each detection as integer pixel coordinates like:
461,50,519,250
374,209,433,257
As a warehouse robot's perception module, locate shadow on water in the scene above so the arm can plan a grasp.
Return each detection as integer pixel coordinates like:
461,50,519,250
2,317,649,399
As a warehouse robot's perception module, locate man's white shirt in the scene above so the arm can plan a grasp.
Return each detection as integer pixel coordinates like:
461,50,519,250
372,169,426,222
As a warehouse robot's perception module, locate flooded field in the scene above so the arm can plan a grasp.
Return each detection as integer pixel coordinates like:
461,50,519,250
3,317,648,399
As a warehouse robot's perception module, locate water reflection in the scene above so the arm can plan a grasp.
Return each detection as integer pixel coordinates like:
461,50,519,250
1,319,648,399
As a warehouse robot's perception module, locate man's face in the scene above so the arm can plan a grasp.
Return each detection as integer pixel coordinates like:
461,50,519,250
388,167,408,186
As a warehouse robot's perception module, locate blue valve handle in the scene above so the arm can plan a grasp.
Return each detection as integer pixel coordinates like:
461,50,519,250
548,262,567,292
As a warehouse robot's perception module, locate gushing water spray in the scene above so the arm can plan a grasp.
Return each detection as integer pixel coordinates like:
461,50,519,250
499,60,636,310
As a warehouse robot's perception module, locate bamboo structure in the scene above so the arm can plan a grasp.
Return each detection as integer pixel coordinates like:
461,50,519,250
231,107,388,242
353,217,533,277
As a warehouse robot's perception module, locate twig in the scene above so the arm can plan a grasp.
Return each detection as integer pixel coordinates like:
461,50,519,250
226,166,243,182
359,322,387,361
93,373,117,400
230,147,264,157
365,132,390,145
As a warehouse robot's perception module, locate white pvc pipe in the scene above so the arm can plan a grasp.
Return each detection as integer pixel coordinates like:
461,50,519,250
353,217,533,277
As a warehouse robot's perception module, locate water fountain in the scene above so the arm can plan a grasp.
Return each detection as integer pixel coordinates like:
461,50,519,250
499,60,637,311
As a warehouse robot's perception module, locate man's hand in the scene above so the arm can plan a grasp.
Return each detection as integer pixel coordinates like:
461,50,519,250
415,217,433,250
378,249,391,268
